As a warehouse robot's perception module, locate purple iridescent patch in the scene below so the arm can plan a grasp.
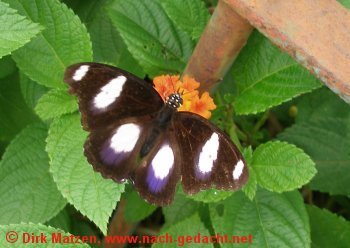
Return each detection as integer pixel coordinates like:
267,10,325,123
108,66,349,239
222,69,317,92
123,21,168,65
100,143,129,166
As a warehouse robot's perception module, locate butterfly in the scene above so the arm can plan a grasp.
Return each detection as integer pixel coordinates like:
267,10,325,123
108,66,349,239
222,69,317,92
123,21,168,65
64,62,248,206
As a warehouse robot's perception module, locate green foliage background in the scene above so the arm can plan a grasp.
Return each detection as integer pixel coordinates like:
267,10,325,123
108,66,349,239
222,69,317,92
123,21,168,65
0,0,349,247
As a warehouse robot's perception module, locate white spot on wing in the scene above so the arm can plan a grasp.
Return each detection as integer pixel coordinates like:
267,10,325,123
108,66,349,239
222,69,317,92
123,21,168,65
197,133,219,174
110,123,140,153
73,65,89,81
233,160,244,180
94,76,127,109
151,144,174,180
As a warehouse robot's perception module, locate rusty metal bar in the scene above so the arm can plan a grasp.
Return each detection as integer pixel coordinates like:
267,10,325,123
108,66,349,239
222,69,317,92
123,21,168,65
223,0,350,103
183,0,253,92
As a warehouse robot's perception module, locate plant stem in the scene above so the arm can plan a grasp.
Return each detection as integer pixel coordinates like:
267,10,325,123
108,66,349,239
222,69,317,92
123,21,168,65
252,111,269,136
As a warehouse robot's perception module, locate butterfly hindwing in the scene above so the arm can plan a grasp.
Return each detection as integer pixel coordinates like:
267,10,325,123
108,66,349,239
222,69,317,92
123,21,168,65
174,112,248,195
64,62,163,130
134,127,181,205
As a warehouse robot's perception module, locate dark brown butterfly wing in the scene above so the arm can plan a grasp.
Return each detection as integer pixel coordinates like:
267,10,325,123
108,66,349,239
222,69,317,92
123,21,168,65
64,62,167,188
64,62,163,130
174,112,248,195
134,127,181,205
86,113,181,205
84,116,153,183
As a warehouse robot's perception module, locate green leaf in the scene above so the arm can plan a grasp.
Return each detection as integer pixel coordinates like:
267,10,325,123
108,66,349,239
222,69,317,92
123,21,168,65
124,190,157,223
0,223,90,247
64,0,144,77
160,0,210,40
338,0,350,9
242,167,257,200
46,207,71,232
108,0,194,76
209,189,310,248
154,214,212,248
46,114,124,234
187,189,233,203
0,56,16,79
4,0,92,89
0,1,42,59
19,72,48,109
69,214,100,246
162,189,200,228
35,89,78,120
0,141,7,158
233,31,321,115
242,147,257,200
295,87,350,123
0,72,39,141
279,118,350,196
0,123,66,225
251,141,316,193
307,205,350,248
72,0,145,77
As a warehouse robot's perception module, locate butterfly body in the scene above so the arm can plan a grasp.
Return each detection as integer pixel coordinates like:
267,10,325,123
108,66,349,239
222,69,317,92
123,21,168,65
140,106,173,158
64,62,248,205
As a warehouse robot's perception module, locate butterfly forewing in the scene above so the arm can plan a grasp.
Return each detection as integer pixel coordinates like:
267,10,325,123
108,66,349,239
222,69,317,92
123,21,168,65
64,63,163,130
174,112,248,195
84,116,152,182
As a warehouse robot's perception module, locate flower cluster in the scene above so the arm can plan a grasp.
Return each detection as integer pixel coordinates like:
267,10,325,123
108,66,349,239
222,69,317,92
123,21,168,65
153,75,216,119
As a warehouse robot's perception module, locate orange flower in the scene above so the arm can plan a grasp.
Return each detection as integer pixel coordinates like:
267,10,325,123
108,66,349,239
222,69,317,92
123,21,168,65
178,75,199,105
153,74,216,119
189,92,217,119
181,75,200,92
153,75,179,101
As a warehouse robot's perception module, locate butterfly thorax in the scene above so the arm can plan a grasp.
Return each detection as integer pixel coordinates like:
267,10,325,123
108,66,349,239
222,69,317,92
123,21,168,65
166,93,183,109
139,93,182,158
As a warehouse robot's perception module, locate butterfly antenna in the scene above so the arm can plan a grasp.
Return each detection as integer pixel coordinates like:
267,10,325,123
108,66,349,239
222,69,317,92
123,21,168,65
181,89,196,96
